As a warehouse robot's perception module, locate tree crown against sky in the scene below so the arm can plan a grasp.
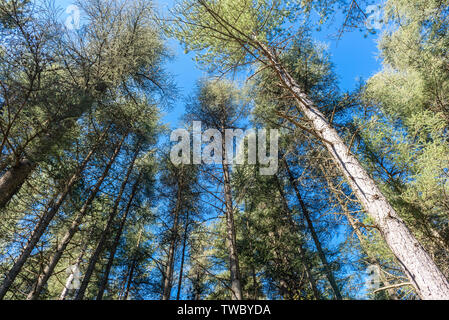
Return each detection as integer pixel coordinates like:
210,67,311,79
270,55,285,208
0,0,449,300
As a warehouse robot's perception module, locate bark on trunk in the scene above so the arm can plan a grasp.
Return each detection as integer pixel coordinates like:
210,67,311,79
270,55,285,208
283,159,342,299
193,271,203,300
74,145,140,300
0,126,110,300
96,173,141,300
0,159,34,208
26,133,125,300
0,96,93,209
244,203,259,300
258,42,449,299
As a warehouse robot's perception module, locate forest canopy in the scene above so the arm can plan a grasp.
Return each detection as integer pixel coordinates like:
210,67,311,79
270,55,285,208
0,0,449,301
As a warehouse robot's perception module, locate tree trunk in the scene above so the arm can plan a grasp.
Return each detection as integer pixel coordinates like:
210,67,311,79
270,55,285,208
283,158,342,299
123,230,142,300
162,172,184,300
176,210,189,300
244,201,259,300
0,159,34,208
275,176,321,299
258,42,449,299
221,132,243,300
26,133,125,300
193,271,203,300
0,125,110,300
0,96,93,209
96,173,141,300
74,145,140,300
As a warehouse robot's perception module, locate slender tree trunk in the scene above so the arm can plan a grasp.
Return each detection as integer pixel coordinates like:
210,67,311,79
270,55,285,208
74,145,140,300
26,133,126,300
123,230,142,300
244,201,259,300
0,125,110,300
162,173,184,300
221,131,243,300
123,262,136,300
176,211,189,300
96,173,141,300
193,271,202,300
282,159,342,299
60,271,75,301
257,42,449,299
117,268,130,300
266,230,289,298
275,176,321,299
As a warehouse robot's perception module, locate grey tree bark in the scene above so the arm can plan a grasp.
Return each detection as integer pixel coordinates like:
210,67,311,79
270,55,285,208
0,159,35,208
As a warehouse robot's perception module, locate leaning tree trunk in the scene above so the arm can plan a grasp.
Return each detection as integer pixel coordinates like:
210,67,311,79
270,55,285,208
0,159,35,208
0,96,93,209
257,41,449,299
96,174,141,300
176,210,190,300
282,159,342,299
26,133,126,300
275,176,321,300
74,145,140,300
0,125,110,300
59,236,91,300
